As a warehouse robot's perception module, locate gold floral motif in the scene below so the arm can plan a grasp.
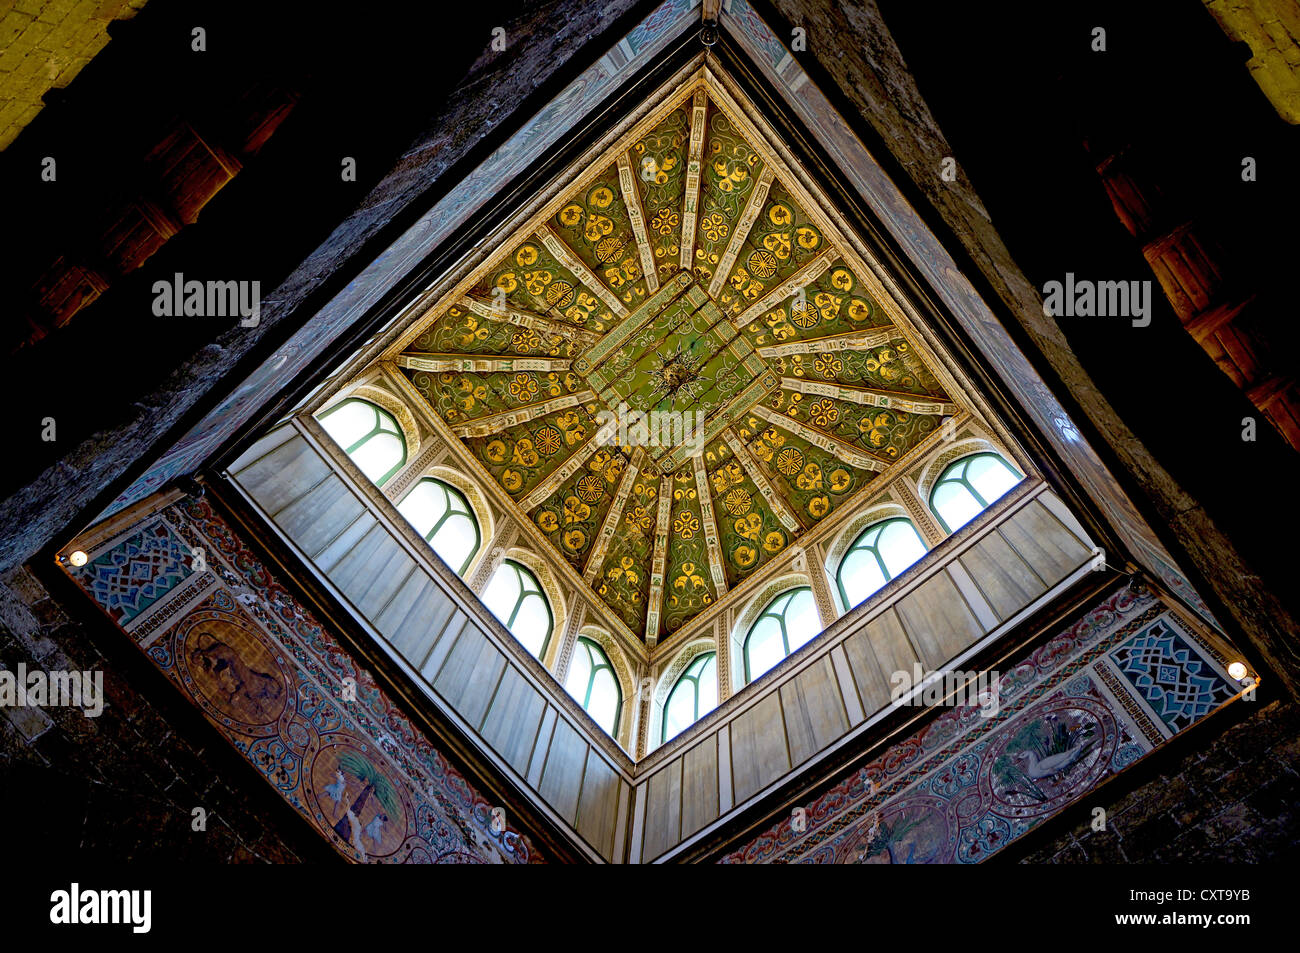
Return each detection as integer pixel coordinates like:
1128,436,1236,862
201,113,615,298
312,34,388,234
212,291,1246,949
701,212,729,243
576,474,605,503
810,398,839,427
511,439,539,467
734,512,762,541
796,462,823,491
723,487,752,515
563,495,591,524
626,504,653,534
748,248,778,279
509,374,538,402
537,510,559,533
544,279,576,309
607,556,639,587
814,353,842,378
776,447,804,476
673,510,700,539
650,208,679,235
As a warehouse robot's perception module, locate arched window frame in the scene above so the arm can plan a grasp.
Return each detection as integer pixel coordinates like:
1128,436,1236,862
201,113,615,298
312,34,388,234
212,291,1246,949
484,558,554,659
567,636,623,736
661,651,717,744
742,586,818,685
318,396,408,487
928,452,1023,534
834,517,927,611
396,477,482,576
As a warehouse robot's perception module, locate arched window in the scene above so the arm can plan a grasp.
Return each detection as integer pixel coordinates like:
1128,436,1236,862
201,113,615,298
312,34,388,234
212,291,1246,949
318,397,407,487
929,452,1022,533
396,478,481,575
482,559,553,658
744,587,819,683
565,637,622,736
662,652,717,743
835,517,928,611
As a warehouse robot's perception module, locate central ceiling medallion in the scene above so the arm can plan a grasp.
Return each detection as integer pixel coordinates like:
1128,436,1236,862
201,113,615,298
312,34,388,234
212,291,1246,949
389,64,962,645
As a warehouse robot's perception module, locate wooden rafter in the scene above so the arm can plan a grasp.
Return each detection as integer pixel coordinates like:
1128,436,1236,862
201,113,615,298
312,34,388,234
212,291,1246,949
617,151,660,294
692,450,729,593
460,294,602,346
678,87,709,271
721,428,801,531
537,225,629,318
645,473,675,646
757,326,902,357
396,353,572,373
780,378,957,415
749,402,890,473
583,448,644,584
450,391,595,438
733,246,838,327
708,166,775,299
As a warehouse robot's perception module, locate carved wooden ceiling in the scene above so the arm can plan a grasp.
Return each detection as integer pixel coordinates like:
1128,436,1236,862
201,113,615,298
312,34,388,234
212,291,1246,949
387,66,964,646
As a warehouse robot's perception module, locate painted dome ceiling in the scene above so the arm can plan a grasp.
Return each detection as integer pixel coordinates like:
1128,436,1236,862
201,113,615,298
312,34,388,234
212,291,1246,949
391,68,962,645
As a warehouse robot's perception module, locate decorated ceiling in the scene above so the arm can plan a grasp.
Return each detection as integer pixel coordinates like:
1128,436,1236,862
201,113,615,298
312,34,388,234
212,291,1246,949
391,69,962,645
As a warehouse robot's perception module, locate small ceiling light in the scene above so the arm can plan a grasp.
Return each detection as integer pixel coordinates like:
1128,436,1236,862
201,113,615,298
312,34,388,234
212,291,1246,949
1228,661,1248,680
67,550,88,567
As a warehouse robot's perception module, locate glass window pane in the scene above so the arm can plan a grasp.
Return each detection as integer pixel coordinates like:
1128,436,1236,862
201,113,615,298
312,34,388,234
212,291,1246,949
664,687,695,741
746,619,785,680
319,400,375,449
565,648,593,699
350,432,403,484
511,596,549,656
431,515,476,573
588,670,618,734
839,549,888,608
933,480,982,532
396,481,446,538
482,564,522,623
697,656,718,715
968,454,1019,504
785,589,820,650
878,520,927,577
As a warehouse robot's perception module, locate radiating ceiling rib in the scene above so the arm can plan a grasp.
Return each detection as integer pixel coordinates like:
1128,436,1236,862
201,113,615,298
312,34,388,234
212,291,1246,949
459,294,602,346
583,448,644,584
451,391,596,438
708,166,776,300
732,246,838,327
678,87,709,271
617,152,660,295
780,378,957,415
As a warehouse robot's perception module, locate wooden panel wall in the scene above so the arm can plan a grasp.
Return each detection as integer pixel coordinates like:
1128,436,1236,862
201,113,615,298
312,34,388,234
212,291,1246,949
631,488,1093,862
230,424,630,862
229,424,1092,863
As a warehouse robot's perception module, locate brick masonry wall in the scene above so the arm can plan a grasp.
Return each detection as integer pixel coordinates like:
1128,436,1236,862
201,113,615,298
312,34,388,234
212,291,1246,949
0,564,330,862
1019,698,1300,863
0,0,147,149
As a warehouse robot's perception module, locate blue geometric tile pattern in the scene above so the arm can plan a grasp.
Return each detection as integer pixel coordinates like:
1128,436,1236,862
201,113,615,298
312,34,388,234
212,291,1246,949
1109,619,1234,733
77,522,194,625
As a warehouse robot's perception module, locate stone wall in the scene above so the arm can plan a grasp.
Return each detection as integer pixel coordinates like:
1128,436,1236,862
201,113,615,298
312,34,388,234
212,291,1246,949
1018,698,1300,863
0,564,327,861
